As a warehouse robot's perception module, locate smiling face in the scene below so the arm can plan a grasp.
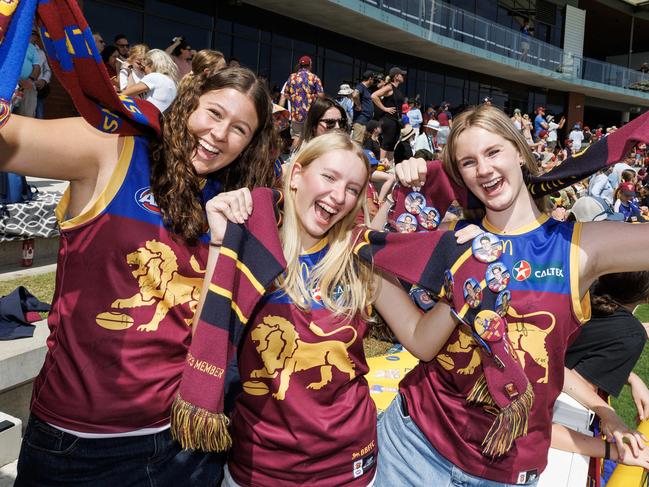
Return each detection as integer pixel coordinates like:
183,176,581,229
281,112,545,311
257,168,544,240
187,88,259,175
316,107,345,137
455,126,527,215
290,149,367,250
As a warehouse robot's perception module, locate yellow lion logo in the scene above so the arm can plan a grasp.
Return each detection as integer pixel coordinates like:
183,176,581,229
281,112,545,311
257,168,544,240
248,315,357,400
95,240,204,332
436,306,556,383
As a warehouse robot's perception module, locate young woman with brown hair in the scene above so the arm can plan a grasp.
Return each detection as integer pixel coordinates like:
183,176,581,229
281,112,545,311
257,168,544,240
1,66,276,486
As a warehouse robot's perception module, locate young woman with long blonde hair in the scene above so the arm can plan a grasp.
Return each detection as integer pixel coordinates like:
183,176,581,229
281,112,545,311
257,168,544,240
203,132,473,486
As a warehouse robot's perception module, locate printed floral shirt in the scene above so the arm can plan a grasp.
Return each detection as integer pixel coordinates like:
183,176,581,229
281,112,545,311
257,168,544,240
283,68,323,123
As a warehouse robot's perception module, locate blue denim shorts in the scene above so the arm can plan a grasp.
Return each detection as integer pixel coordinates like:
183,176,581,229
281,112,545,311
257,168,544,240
15,414,224,487
374,394,539,487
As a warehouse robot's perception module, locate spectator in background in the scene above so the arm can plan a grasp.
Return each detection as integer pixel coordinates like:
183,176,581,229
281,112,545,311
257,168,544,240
414,119,439,154
614,181,645,222
363,119,382,159
394,125,416,164
120,49,178,112
545,114,565,151
101,45,120,88
228,58,241,68
279,55,324,151
31,28,51,120
522,112,534,145
534,105,547,139
511,108,523,131
189,49,226,77
14,33,41,118
371,67,406,162
569,122,584,151
119,44,148,92
422,104,435,125
436,101,452,146
336,83,354,125
92,31,105,55
352,70,376,144
165,36,193,79
296,95,347,149
114,34,129,62
407,100,423,135
588,167,615,205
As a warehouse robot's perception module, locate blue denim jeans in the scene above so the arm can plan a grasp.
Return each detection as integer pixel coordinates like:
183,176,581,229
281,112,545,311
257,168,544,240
15,415,225,487
375,395,539,487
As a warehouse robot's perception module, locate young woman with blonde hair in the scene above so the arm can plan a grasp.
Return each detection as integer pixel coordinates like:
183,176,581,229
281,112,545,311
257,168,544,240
121,48,179,112
203,131,474,486
383,104,649,486
118,43,149,91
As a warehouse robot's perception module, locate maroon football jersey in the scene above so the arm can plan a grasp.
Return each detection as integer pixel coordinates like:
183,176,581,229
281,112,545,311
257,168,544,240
31,137,218,433
401,216,590,484
228,243,377,486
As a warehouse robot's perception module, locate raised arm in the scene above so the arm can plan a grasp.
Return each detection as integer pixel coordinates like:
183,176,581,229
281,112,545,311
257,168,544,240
579,221,649,295
0,115,118,182
373,273,456,362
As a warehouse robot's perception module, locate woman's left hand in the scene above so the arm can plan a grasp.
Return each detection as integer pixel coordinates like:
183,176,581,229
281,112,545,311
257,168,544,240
205,188,252,245
599,407,648,462
454,223,482,244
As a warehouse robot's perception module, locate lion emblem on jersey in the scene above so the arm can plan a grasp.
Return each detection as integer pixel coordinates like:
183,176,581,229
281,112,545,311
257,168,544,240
436,306,556,383
248,315,357,400
95,240,204,332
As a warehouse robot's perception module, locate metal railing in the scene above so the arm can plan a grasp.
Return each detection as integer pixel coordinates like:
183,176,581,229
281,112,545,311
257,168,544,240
361,0,649,92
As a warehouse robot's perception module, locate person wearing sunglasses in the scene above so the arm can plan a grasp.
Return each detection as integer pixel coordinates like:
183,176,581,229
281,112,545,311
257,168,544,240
114,34,130,61
296,95,348,150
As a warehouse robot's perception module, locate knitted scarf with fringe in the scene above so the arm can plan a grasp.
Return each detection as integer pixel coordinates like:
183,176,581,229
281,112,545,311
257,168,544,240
171,188,286,451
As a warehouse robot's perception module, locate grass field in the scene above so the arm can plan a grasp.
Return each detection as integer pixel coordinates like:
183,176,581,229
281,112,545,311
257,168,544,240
1,271,646,427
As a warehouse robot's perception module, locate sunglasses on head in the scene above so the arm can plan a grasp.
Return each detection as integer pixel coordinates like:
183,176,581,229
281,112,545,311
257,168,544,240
320,118,347,130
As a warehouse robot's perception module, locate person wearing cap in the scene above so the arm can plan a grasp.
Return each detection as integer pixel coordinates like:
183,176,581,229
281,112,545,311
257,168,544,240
614,181,645,222
279,55,324,150
371,66,406,163
482,96,492,106
414,119,440,154
335,83,354,126
436,101,452,146
534,106,548,140
394,125,416,163
545,113,565,151
569,122,584,151
351,70,376,143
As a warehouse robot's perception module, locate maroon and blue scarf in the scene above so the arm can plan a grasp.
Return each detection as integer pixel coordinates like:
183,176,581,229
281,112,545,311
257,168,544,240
0,0,160,135
172,188,286,451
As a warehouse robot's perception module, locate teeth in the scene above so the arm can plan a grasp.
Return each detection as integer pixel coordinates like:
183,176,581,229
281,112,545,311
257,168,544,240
482,178,502,190
317,202,338,215
198,139,220,154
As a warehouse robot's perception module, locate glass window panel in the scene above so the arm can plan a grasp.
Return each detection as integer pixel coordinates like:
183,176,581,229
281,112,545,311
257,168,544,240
144,16,211,51
325,48,351,63
272,33,292,48
145,0,212,28
84,1,143,44
443,75,464,108
270,46,293,88
216,32,232,59
231,36,259,71
232,22,259,40
323,59,353,96
294,40,317,59
216,19,232,34
258,43,271,79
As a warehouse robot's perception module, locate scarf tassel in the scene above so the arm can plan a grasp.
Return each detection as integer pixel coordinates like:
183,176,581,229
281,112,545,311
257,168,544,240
466,374,535,458
170,394,232,451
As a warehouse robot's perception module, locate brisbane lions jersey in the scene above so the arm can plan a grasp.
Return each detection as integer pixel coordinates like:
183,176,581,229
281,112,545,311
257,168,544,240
31,136,220,434
401,215,590,485
228,241,377,486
